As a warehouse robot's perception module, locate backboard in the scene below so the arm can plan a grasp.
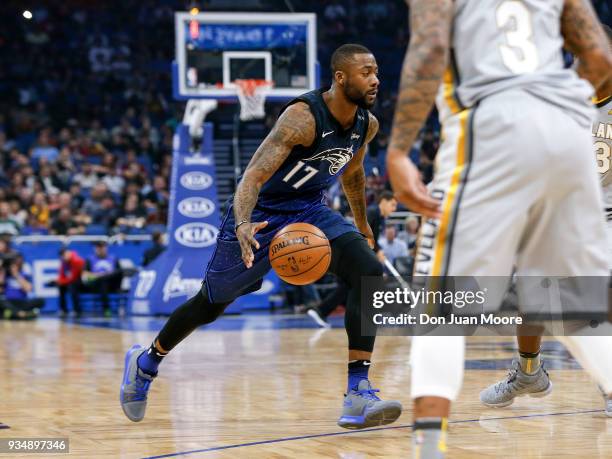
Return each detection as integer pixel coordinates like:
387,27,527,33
174,12,318,101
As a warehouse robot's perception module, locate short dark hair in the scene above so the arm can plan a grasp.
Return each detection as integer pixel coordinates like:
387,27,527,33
331,43,373,73
377,190,395,203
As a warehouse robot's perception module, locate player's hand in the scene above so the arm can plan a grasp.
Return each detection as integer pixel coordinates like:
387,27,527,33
358,222,375,249
236,221,269,268
376,250,386,263
386,150,442,219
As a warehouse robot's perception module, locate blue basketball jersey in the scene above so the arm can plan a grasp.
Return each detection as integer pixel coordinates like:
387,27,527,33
256,88,370,212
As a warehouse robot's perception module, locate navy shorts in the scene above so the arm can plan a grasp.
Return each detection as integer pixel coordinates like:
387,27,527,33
204,202,358,303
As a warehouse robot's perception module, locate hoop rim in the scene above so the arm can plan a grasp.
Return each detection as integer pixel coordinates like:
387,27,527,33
235,79,274,96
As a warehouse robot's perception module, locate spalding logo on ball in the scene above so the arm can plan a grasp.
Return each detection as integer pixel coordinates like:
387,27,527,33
269,223,331,285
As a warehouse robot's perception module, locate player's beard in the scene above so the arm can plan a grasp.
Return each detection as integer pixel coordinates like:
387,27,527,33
343,80,375,109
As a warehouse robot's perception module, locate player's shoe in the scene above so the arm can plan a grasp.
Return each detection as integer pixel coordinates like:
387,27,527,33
307,308,331,328
480,360,552,408
337,379,402,429
120,345,156,422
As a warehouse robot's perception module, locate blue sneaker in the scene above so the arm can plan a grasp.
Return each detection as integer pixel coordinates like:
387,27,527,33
120,345,156,422
337,380,402,429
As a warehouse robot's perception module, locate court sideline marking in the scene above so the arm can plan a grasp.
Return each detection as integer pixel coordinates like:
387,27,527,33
141,408,603,459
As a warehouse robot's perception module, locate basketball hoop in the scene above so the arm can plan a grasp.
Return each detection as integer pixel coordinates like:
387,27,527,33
235,79,273,121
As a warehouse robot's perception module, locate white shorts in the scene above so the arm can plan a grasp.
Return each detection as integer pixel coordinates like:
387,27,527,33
414,89,609,311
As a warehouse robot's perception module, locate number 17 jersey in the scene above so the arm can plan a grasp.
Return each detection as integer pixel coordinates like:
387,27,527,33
257,88,370,212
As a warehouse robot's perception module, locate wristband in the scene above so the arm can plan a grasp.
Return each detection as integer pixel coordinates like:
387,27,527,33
235,220,249,231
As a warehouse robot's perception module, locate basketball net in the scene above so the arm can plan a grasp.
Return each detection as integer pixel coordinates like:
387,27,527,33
235,79,273,121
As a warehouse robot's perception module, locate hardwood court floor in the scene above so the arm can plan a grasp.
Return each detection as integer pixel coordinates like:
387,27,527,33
1,316,611,458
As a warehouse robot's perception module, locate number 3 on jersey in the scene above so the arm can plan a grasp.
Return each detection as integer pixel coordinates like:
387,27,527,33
596,141,611,175
496,0,540,74
282,161,318,189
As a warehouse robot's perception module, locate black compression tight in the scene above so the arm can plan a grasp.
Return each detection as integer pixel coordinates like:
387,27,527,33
156,288,230,351
327,232,382,353
155,232,382,353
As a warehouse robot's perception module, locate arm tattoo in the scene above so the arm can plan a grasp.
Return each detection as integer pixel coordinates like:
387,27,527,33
233,102,315,224
389,0,453,153
561,0,612,92
341,114,379,228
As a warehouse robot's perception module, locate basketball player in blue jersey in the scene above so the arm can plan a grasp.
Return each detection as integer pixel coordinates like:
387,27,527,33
120,44,403,429
387,0,612,457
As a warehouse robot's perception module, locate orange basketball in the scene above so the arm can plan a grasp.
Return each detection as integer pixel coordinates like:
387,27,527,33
269,223,331,285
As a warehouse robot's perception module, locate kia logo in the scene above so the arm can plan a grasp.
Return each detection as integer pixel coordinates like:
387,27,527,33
180,171,213,190
178,197,215,218
174,222,218,248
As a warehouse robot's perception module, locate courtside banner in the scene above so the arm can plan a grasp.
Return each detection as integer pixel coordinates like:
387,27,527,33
129,123,221,315
360,276,611,336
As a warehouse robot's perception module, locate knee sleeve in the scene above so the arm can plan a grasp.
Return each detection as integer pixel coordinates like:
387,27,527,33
410,336,465,401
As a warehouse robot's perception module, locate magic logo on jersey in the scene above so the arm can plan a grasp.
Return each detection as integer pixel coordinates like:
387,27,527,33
304,145,355,175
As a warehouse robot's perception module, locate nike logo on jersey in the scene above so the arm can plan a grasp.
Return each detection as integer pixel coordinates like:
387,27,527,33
351,133,360,140
305,146,354,175
322,130,334,138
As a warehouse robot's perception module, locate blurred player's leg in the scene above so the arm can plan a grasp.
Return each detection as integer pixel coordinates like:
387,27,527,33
410,336,464,459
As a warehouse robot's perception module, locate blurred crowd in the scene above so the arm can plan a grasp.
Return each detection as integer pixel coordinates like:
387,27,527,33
0,0,182,236
0,0,609,238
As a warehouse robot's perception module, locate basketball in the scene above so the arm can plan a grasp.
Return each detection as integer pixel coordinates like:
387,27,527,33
269,223,331,285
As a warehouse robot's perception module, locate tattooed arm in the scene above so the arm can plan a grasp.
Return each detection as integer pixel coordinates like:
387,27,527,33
386,0,452,218
340,113,379,247
562,0,612,97
233,102,315,267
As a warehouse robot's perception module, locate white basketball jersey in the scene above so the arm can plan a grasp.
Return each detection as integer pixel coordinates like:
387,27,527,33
437,0,594,126
594,97,612,218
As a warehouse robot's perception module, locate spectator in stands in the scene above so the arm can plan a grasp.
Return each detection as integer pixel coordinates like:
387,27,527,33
378,225,409,266
31,128,59,163
29,192,50,228
0,202,21,236
367,191,398,263
68,183,85,210
116,193,146,231
82,241,123,317
57,248,85,318
51,208,86,236
142,231,166,267
8,199,27,228
397,216,420,250
38,164,61,195
0,253,42,320
73,162,99,189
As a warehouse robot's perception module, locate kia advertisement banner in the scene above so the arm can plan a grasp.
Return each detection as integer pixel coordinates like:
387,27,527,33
128,123,281,315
